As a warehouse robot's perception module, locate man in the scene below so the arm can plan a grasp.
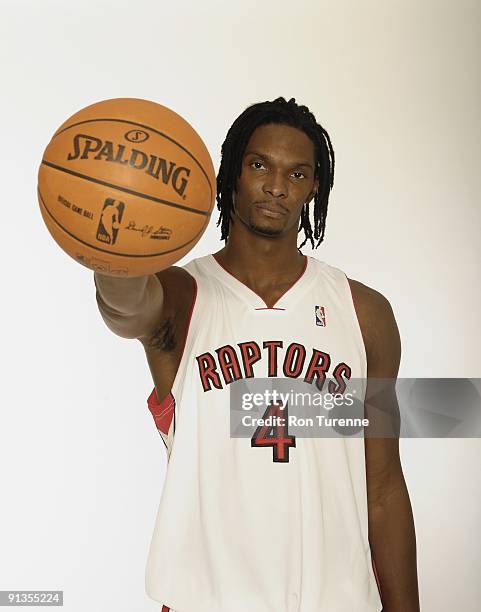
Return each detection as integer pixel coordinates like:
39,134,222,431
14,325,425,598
94,97,420,611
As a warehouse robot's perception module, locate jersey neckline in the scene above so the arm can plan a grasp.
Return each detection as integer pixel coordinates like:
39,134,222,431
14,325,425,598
207,253,315,310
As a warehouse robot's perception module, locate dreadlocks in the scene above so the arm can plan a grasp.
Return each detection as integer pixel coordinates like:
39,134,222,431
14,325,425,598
216,97,335,250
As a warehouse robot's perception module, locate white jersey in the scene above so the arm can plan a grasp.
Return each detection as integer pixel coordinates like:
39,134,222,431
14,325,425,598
145,253,383,612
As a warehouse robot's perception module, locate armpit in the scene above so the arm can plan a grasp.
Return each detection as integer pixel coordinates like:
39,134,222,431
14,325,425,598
146,316,177,352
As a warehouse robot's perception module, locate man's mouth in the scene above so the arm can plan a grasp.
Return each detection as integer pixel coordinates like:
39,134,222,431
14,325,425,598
255,202,287,218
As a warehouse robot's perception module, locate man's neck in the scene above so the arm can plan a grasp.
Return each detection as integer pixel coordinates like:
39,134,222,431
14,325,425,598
212,231,305,290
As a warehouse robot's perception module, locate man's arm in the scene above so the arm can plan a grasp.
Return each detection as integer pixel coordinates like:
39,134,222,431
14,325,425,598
350,279,420,612
94,272,165,340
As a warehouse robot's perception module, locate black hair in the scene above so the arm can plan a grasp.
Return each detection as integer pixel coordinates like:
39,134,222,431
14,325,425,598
215,96,335,250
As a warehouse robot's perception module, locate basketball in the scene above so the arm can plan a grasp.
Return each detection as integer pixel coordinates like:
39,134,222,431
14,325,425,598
37,98,216,277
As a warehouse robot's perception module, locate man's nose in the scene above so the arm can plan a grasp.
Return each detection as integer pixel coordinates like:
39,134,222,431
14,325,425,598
263,170,287,198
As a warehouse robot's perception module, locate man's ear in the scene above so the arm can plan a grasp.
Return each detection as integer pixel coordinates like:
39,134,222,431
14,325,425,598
307,179,319,203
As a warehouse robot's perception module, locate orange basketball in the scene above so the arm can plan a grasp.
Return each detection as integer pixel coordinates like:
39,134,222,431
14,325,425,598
37,98,216,277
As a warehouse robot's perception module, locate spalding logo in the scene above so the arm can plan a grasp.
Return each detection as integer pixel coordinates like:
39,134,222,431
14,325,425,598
124,129,149,143
67,133,191,197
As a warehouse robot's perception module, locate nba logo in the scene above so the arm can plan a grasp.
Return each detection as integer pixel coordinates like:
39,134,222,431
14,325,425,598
96,198,125,245
315,305,326,327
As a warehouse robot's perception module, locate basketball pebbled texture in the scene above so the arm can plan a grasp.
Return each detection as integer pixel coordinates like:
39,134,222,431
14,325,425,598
38,98,216,277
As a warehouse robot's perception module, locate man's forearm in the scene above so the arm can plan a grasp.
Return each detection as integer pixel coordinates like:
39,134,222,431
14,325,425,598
94,272,151,314
368,480,420,612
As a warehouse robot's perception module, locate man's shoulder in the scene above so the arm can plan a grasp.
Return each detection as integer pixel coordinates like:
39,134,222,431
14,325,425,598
154,253,207,284
153,253,215,312
347,277,391,313
346,277,400,365
310,256,392,312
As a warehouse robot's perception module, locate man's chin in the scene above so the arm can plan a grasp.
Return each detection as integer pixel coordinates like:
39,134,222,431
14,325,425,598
249,222,283,237
231,209,284,237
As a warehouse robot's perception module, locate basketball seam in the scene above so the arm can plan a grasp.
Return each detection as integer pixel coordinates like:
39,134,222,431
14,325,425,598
41,160,211,217
51,117,214,201
37,188,209,259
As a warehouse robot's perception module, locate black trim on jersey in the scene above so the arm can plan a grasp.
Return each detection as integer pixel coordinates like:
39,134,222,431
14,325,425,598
238,341,262,378
283,342,307,378
251,402,296,463
328,362,352,394
263,340,283,377
196,352,223,392
304,348,331,390
215,344,243,385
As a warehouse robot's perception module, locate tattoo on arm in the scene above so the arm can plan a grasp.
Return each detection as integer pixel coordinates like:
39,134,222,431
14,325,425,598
147,317,177,352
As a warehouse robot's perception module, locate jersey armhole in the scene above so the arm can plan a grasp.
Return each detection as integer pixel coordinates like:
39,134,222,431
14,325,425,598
147,389,175,436
345,275,368,377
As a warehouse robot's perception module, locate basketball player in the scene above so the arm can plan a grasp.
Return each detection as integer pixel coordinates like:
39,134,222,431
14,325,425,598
94,98,420,611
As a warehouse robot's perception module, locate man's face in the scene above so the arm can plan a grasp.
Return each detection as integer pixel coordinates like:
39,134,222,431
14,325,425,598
232,123,319,238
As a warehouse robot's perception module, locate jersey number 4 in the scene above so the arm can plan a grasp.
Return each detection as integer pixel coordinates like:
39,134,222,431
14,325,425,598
251,402,296,463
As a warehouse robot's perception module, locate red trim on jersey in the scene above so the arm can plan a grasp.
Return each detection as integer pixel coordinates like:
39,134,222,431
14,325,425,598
346,277,360,318
147,389,175,435
161,606,170,612
346,276,368,360
146,275,198,422
212,253,307,309
346,276,360,327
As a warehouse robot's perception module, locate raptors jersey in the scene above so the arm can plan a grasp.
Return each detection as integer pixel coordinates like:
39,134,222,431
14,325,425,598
145,253,383,612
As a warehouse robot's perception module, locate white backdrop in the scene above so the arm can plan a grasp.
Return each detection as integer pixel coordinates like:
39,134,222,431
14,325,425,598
1,0,480,610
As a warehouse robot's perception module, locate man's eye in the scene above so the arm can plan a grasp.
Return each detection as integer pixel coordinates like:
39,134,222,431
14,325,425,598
250,161,265,169
291,171,306,179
